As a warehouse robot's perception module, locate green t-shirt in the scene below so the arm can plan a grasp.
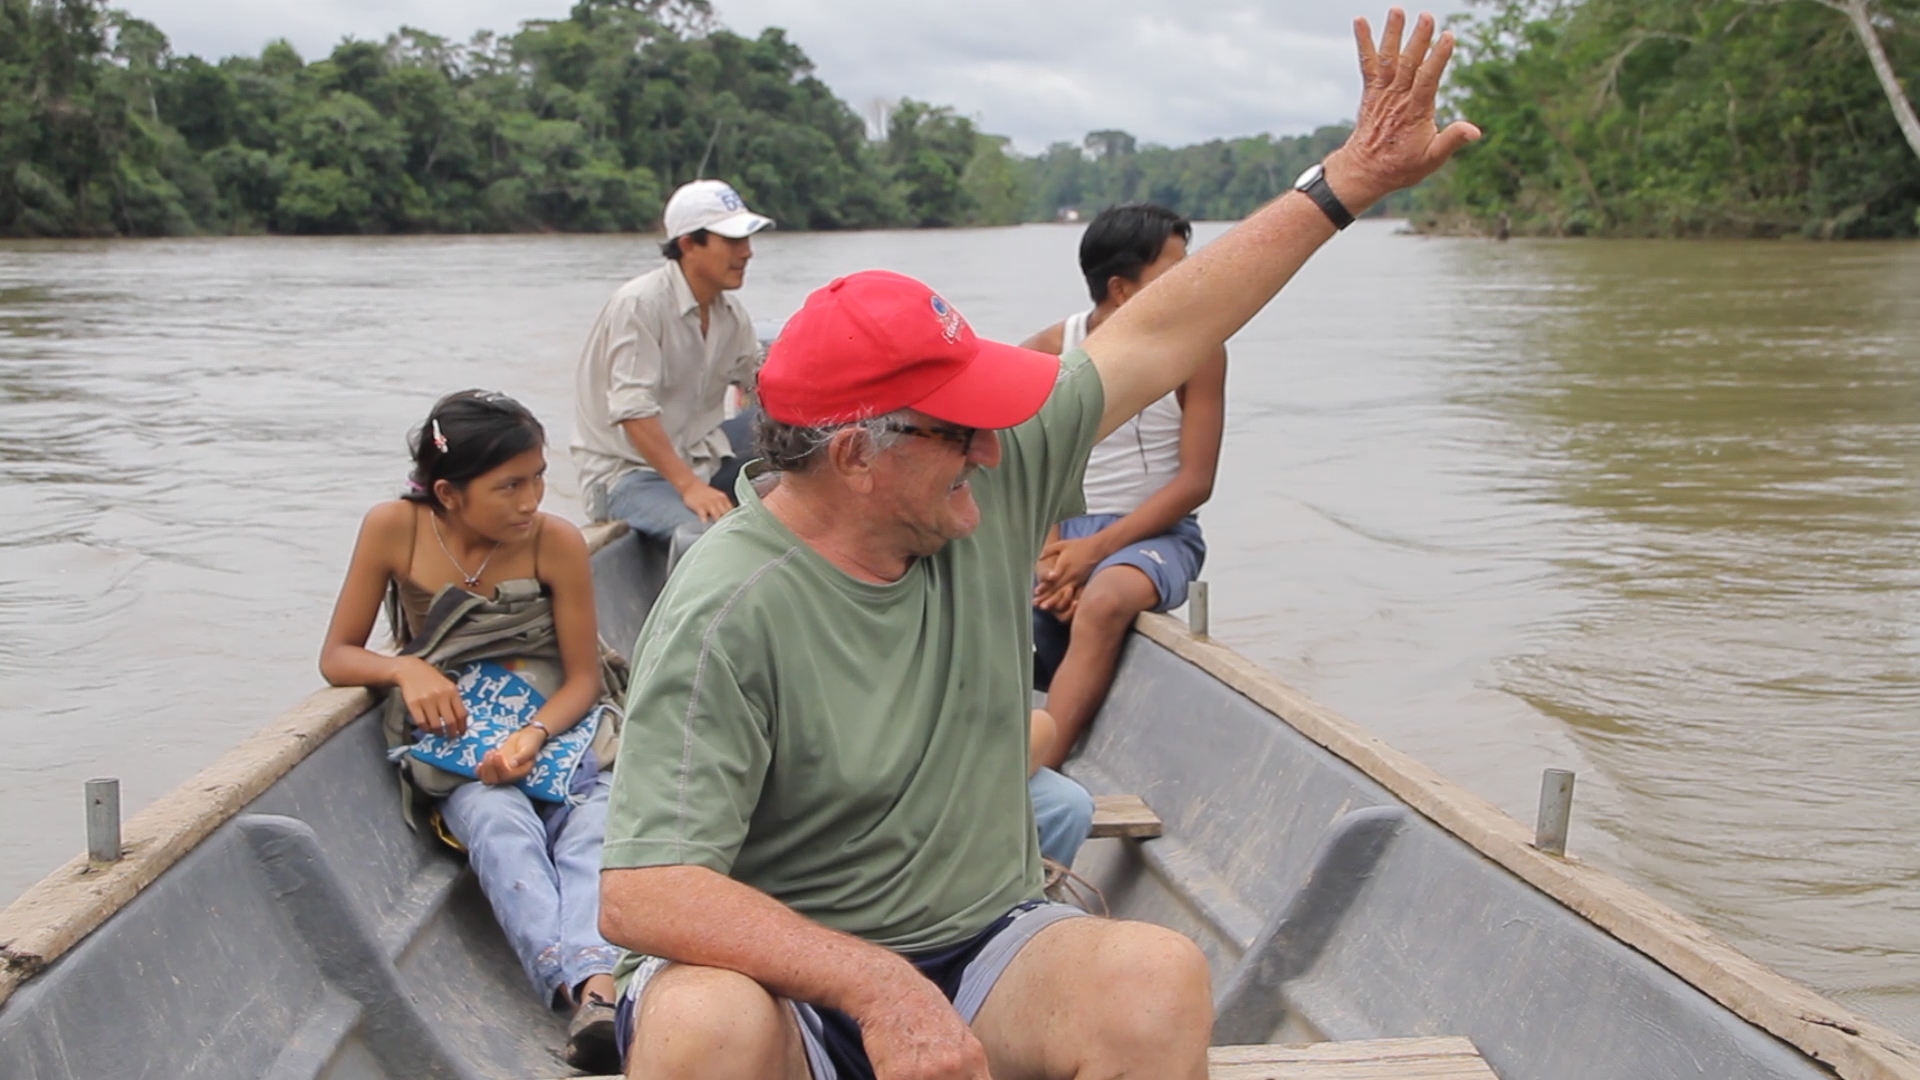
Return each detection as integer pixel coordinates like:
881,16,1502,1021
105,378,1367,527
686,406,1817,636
603,351,1105,958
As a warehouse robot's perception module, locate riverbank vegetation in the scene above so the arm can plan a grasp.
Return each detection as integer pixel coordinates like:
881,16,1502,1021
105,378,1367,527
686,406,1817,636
15,0,1911,240
1417,0,1920,238
0,0,1357,238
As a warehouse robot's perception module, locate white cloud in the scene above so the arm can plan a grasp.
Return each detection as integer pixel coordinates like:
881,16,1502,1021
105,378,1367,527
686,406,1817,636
120,0,1472,151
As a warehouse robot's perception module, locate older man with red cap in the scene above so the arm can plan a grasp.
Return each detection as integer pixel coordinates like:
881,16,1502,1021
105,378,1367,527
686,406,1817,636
598,12,1480,1080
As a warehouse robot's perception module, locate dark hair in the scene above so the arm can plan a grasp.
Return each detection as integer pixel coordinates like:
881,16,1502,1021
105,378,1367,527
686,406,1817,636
1079,203,1193,303
660,228,713,260
402,390,546,510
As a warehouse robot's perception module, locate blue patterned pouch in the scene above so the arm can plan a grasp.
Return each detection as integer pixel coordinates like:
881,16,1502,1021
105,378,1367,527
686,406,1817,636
403,659,598,803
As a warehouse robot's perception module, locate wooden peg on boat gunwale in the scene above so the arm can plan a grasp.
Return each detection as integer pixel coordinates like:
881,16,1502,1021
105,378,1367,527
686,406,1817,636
85,778,121,864
1535,768,1575,857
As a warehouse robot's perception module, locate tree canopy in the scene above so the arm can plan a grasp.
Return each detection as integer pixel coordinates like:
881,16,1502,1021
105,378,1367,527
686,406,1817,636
0,0,1378,238
1418,0,1920,237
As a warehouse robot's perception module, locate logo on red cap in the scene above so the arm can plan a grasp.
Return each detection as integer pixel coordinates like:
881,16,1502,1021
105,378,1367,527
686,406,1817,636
930,295,965,344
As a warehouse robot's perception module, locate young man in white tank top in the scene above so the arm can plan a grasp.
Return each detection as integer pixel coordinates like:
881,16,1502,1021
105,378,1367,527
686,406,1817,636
1023,203,1227,768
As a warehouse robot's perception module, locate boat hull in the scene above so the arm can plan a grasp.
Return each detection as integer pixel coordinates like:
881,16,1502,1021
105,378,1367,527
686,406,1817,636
1068,629,1823,1079
1,525,1908,1079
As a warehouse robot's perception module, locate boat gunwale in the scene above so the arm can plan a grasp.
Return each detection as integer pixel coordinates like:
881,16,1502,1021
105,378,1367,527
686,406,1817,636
1135,611,1920,1080
0,516,1911,1080
0,522,629,1010
0,684,373,1008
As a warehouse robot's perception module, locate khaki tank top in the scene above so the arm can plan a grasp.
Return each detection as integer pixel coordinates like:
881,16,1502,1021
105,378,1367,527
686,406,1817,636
395,505,545,643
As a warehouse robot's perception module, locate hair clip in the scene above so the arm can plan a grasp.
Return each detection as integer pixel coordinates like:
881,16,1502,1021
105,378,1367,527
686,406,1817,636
431,419,448,453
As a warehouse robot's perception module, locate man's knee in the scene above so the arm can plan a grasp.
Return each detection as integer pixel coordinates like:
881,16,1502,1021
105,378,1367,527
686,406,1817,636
628,965,796,1078
1081,922,1212,1040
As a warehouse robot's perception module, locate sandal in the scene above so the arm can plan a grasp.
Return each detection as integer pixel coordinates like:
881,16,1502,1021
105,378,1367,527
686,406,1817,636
565,994,620,1074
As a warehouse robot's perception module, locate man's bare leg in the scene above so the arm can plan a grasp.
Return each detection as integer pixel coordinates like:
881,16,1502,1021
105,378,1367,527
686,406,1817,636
1041,565,1161,768
625,964,812,1080
971,917,1212,1080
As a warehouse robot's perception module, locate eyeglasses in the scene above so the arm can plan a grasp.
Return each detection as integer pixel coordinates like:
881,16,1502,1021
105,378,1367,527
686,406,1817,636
883,421,980,454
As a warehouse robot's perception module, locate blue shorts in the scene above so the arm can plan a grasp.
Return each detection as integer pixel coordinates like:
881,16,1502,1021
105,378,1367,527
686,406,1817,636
1032,514,1205,690
1059,513,1206,611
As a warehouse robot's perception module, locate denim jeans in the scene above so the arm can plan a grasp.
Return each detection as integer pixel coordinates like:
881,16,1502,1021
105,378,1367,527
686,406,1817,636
1029,767,1094,868
605,411,758,542
440,774,621,1003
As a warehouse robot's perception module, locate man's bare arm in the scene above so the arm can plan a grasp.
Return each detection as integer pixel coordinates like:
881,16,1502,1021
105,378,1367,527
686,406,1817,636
620,416,702,489
602,865,991,1080
1084,9,1480,442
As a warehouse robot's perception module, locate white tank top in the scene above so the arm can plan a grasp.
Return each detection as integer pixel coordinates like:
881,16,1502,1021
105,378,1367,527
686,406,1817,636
1062,310,1185,516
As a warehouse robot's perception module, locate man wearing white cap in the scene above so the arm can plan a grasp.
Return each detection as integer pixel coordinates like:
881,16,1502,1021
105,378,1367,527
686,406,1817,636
571,179,775,543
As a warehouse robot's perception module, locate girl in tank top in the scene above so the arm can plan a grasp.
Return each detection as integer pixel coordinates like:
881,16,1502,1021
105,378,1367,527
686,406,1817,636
318,390,622,1072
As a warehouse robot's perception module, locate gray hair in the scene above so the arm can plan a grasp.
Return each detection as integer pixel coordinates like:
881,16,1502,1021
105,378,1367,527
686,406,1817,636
755,409,910,473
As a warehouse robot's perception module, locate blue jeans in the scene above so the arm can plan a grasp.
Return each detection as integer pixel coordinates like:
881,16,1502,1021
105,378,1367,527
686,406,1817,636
440,774,621,1003
1029,767,1094,868
606,411,758,542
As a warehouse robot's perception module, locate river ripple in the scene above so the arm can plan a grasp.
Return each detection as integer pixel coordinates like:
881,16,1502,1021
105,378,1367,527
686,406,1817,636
2,223,1916,1038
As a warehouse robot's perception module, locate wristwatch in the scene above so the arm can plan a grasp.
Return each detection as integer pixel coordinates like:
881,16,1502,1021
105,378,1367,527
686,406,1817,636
1293,162,1355,231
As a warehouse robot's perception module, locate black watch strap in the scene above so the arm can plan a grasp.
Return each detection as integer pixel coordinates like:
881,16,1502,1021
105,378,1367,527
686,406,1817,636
1294,164,1355,231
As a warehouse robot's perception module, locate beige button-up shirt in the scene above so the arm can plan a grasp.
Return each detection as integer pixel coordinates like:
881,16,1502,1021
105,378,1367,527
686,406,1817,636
570,261,761,502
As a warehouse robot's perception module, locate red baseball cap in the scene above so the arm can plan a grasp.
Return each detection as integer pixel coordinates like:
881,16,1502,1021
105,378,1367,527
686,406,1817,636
758,270,1060,429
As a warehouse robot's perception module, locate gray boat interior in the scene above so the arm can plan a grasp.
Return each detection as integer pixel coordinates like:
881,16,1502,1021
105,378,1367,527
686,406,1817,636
0,529,1846,1079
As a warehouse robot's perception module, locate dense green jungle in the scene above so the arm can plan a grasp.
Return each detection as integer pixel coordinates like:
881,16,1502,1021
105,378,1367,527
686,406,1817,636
0,0,1354,237
3,0,1916,238
1421,0,1920,237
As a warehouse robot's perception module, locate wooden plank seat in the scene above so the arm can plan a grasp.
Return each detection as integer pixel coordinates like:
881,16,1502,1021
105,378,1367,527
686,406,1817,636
1089,792,1163,839
552,1035,1496,1080
1208,1036,1498,1079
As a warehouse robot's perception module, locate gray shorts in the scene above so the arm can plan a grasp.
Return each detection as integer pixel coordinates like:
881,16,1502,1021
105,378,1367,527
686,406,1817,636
615,900,1087,1079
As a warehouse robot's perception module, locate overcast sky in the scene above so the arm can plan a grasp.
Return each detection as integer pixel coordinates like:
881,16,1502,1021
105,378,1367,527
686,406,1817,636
120,0,1473,151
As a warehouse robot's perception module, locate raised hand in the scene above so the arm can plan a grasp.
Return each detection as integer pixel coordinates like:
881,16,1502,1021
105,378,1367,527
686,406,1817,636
1324,8,1482,213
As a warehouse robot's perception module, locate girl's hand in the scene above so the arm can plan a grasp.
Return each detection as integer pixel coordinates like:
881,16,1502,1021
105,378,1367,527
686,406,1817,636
479,726,547,785
397,657,468,737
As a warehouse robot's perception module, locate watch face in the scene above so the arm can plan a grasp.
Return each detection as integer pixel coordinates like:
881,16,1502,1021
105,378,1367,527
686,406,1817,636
1293,162,1324,190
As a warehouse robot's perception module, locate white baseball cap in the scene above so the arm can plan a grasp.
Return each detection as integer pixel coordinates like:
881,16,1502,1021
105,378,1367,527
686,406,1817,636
663,180,774,240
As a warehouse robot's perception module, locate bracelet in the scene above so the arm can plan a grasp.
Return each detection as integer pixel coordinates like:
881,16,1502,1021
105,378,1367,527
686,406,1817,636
523,720,552,742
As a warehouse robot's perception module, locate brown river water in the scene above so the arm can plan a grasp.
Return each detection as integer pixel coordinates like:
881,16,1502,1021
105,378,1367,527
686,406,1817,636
2,222,1917,1038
